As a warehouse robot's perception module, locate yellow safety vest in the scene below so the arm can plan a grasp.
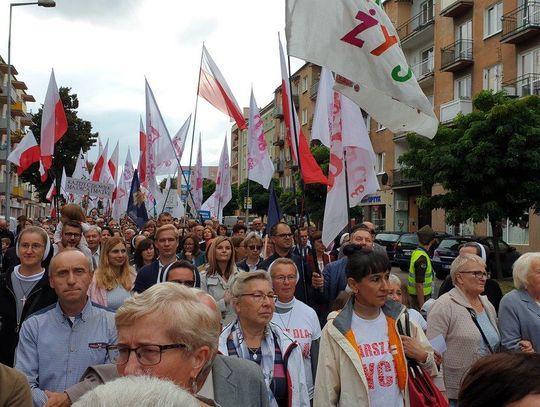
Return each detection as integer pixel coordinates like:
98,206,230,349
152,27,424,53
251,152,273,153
407,249,433,296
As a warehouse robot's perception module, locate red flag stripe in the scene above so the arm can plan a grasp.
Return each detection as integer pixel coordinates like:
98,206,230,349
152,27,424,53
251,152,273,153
16,145,41,175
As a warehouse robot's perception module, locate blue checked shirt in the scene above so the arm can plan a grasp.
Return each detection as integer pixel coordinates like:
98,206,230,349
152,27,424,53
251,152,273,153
15,300,117,407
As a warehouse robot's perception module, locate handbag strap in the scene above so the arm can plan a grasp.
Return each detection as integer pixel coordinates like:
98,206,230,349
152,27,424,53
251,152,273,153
467,308,494,354
397,309,418,366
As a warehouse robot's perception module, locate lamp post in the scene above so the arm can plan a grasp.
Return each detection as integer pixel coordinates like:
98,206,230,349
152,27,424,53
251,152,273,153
6,0,56,221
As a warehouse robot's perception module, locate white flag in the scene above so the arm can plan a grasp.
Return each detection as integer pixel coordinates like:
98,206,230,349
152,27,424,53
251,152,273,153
311,68,334,148
112,148,134,220
214,137,232,222
247,90,274,189
191,135,203,211
286,0,438,138
201,192,218,219
171,115,191,163
322,91,348,248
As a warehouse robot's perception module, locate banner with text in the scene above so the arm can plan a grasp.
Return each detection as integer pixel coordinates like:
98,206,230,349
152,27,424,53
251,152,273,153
65,177,115,199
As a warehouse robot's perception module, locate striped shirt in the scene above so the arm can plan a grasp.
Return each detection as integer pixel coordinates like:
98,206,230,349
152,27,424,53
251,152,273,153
15,299,117,406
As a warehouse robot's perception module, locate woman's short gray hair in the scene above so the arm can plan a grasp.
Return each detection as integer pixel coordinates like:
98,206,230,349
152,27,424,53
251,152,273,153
512,252,540,290
230,270,272,298
268,257,298,278
242,232,263,247
388,274,401,286
450,253,486,285
73,376,199,407
116,283,220,353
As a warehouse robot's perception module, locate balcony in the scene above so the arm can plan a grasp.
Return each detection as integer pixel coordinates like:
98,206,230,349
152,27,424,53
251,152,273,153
440,0,473,18
0,117,18,133
440,98,472,123
286,159,298,170
411,56,434,85
392,169,420,188
502,73,540,97
273,105,284,119
0,147,7,161
273,135,285,147
397,3,435,49
501,3,540,44
0,84,18,104
20,113,33,127
310,80,319,100
440,40,473,72
11,101,24,116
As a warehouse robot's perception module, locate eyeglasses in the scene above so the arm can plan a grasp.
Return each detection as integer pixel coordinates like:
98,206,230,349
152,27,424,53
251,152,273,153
273,275,297,282
459,271,490,280
106,344,187,366
19,243,44,251
248,245,262,251
169,279,195,287
274,233,293,238
238,292,278,303
63,232,81,238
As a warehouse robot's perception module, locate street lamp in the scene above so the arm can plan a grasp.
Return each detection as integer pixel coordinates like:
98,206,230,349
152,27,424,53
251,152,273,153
5,0,56,221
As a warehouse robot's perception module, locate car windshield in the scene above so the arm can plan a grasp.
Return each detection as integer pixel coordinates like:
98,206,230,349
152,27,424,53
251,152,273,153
400,234,418,245
438,239,471,251
376,233,401,242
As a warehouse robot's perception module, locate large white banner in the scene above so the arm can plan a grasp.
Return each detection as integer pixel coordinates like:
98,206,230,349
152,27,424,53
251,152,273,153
65,177,114,199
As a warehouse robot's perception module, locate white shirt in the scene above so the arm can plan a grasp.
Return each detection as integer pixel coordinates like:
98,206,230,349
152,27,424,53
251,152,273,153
351,310,404,407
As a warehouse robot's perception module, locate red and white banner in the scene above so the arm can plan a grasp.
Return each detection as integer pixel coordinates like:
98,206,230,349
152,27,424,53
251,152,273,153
40,69,68,169
7,130,40,175
278,37,327,185
286,0,438,138
112,148,134,220
138,117,147,186
248,89,274,189
199,45,246,130
91,139,108,182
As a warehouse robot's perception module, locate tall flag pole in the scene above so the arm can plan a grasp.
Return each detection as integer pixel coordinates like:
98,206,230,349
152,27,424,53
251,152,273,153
286,0,438,138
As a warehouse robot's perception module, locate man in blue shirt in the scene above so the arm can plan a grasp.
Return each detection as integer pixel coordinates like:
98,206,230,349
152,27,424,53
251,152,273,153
15,249,116,407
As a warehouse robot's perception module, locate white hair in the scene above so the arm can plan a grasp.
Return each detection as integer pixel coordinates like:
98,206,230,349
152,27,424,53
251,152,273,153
388,274,401,286
72,376,199,407
512,252,540,290
449,253,486,285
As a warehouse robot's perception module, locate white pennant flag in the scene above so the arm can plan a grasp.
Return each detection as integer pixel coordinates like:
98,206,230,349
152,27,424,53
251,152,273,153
112,148,134,220
286,0,438,138
311,68,334,148
247,90,274,189
322,91,348,247
171,115,191,163
191,135,203,211
214,137,232,222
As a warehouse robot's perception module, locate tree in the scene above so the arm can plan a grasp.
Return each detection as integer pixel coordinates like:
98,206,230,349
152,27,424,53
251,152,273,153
238,179,283,217
399,91,540,277
21,87,98,200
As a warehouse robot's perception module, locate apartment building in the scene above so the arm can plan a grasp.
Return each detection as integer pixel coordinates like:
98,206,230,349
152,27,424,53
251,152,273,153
0,56,47,219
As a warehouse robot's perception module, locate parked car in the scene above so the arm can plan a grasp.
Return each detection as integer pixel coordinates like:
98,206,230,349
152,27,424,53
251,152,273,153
374,232,405,261
393,231,449,271
432,236,521,278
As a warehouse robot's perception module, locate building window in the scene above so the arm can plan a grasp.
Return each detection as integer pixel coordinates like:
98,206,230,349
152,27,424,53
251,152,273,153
420,0,434,25
454,75,472,99
420,47,434,76
302,76,308,93
376,153,385,174
484,64,503,92
484,2,503,38
301,109,308,125
488,214,530,245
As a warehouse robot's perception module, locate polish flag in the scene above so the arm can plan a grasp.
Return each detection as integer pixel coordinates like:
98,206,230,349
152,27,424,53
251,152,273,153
191,135,203,211
199,46,246,130
7,130,41,175
40,69,68,170
46,178,57,202
91,140,108,182
138,117,147,186
278,37,327,185
108,141,119,201
39,160,47,182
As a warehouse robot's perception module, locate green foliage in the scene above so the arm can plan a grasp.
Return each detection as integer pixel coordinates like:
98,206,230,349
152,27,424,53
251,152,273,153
238,179,283,216
202,178,216,202
159,177,178,190
399,91,540,227
21,87,98,200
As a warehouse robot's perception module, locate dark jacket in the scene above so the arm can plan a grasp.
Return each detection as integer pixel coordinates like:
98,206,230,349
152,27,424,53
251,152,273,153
2,247,19,274
0,268,57,366
133,260,160,293
236,257,264,272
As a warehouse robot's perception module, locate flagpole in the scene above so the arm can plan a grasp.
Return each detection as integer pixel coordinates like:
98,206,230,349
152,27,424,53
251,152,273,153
185,44,205,219
285,50,309,305
161,167,178,215
245,176,250,224
343,149,352,234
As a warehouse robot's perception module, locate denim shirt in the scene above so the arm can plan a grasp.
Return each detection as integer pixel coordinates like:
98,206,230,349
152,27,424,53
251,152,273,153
15,299,117,406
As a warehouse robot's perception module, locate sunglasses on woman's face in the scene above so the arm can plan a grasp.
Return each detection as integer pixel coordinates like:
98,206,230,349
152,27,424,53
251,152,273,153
248,245,262,250
169,279,196,287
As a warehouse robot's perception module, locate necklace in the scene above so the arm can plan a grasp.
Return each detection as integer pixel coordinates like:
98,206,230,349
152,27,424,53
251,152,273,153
277,307,294,332
16,277,36,308
247,346,261,361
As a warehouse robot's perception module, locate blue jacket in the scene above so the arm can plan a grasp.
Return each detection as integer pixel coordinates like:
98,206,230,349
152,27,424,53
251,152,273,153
499,289,540,352
133,261,160,293
322,257,348,306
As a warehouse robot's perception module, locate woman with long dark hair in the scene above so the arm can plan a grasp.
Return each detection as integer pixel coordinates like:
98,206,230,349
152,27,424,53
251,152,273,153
133,238,157,271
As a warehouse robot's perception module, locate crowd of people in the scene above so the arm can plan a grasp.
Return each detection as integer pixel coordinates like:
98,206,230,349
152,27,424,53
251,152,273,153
0,206,538,406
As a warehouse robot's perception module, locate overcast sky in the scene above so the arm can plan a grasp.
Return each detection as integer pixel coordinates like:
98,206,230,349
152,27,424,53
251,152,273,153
1,0,303,170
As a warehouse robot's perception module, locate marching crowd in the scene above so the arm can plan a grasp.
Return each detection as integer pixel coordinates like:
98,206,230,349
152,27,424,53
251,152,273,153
0,205,539,407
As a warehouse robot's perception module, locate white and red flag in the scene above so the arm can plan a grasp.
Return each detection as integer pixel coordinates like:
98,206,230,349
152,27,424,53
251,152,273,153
46,178,57,202
72,148,90,180
112,148,134,220
171,114,191,163
278,37,327,185
191,135,203,211
40,69,68,170
247,89,274,189
108,141,119,201
91,139,108,182
138,117,147,186
199,45,246,130
286,0,438,138
7,130,41,175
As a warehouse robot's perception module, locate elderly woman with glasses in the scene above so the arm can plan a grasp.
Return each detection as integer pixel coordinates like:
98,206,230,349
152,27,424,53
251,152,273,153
237,232,264,272
499,252,540,353
219,271,310,407
427,253,500,406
